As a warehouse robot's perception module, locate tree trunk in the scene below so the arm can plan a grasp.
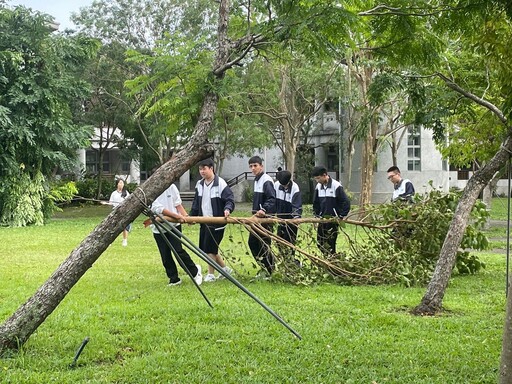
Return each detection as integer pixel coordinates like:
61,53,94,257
359,115,378,209
0,98,217,354
413,134,512,315
96,148,104,200
345,136,355,191
359,134,375,207
0,0,234,354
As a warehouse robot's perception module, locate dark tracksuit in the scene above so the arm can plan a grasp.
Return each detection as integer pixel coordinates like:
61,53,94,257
275,180,302,257
190,175,235,254
313,177,350,255
249,172,276,274
392,178,415,203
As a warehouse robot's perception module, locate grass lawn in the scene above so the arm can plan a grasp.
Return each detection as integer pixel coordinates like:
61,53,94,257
488,196,512,221
0,203,507,383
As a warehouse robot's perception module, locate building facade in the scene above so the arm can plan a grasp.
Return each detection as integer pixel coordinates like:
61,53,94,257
76,128,140,184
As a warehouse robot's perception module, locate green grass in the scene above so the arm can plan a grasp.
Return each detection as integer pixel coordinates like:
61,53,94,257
0,204,507,383
484,197,511,249
489,196,512,221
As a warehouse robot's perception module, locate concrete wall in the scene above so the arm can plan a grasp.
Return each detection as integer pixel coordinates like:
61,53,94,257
336,127,449,204
220,148,283,180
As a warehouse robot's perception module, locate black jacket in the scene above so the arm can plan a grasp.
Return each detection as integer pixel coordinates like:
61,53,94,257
190,175,235,223
313,177,350,218
252,172,276,214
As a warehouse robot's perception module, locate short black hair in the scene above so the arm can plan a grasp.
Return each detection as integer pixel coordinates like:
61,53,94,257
198,158,214,168
386,166,400,173
277,170,292,186
311,165,327,177
248,155,263,165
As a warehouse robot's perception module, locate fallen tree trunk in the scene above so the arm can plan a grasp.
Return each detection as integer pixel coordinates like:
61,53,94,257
0,0,236,355
159,215,396,229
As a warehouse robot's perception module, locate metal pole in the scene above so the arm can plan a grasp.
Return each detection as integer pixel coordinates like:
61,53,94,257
507,158,511,296
152,212,302,340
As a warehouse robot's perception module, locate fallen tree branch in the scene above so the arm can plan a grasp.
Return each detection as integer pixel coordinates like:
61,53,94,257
158,215,398,229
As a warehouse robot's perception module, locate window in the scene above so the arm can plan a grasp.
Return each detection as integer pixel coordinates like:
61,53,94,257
121,159,131,173
102,151,110,173
326,145,338,171
86,150,97,173
407,127,421,171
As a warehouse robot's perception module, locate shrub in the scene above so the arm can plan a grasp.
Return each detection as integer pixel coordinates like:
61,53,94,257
271,188,489,286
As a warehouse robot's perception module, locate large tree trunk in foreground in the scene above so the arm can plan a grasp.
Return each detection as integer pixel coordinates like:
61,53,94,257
413,134,512,316
0,0,239,354
0,106,216,354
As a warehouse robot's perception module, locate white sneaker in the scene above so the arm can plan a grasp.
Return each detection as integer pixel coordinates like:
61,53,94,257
122,239,128,247
194,265,203,285
217,266,233,280
204,273,216,282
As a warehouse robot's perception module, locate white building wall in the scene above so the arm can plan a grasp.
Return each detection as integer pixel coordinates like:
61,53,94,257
219,147,283,180
128,160,141,184
340,127,449,204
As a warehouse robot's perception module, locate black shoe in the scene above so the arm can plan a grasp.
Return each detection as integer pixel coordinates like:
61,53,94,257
168,278,182,286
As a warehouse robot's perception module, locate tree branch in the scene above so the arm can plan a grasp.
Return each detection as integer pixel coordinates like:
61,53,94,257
435,72,508,126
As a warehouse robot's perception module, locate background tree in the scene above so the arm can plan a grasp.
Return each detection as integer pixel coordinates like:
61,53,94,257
79,41,139,198
231,55,340,176
358,1,512,316
211,67,274,174
0,5,98,226
73,0,220,172
72,0,218,50
0,0,357,353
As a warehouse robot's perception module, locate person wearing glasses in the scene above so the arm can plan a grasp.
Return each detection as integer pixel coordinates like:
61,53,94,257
386,166,415,203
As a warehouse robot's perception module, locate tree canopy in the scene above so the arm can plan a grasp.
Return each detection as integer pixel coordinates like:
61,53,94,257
0,5,99,226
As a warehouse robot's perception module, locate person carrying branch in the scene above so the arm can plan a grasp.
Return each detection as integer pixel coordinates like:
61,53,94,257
312,165,350,255
248,155,276,276
274,170,302,262
145,183,203,287
190,158,235,283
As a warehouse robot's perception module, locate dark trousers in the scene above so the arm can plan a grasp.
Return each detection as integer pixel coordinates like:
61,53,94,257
153,225,198,282
248,224,274,274
277,223,298,257
199,224,225,254
317,222,339,255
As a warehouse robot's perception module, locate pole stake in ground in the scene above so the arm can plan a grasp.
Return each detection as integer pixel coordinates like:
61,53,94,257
145,208,302,340
69,337,89,369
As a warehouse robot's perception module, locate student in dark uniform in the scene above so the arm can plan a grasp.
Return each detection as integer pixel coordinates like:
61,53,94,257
248,155,276,275
312,165,350,255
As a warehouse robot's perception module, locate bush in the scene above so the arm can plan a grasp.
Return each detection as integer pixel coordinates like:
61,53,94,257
43,180,78,218
271,188,489,286
360,188,489,285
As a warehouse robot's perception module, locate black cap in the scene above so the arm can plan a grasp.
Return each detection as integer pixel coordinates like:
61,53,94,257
277,170,291,186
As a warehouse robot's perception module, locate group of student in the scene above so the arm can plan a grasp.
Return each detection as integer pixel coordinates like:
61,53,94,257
246,156,352,278
109,157,414,286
